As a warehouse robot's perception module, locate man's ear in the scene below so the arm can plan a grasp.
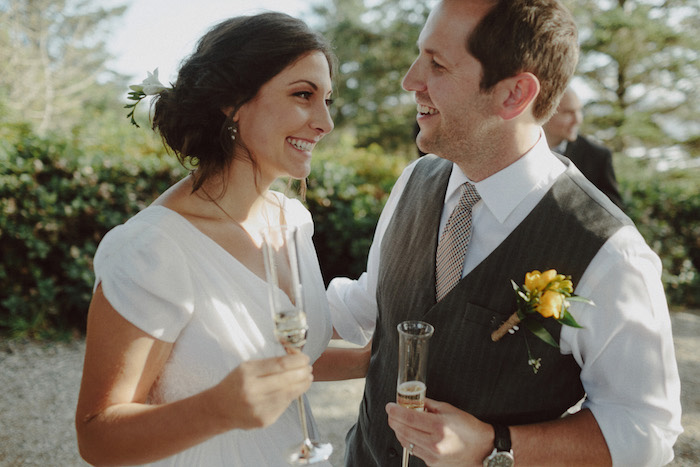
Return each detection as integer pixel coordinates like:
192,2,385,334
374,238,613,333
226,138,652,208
495,72,540,120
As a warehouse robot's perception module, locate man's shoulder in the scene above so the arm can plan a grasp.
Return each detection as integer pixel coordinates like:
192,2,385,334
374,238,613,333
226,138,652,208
410,154,453,177
573,135,612,157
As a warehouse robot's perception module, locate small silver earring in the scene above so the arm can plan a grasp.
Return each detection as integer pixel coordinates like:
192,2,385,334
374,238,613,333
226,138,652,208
228,124,238,141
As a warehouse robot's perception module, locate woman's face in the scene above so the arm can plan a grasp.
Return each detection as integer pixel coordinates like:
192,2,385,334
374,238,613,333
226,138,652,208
234,51,334,185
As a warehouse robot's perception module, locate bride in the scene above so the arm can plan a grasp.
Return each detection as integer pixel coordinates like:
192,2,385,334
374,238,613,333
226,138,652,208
75,12,366,466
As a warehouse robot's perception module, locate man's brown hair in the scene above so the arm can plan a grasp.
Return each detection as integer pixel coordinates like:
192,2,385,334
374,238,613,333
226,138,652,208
468,0,579,121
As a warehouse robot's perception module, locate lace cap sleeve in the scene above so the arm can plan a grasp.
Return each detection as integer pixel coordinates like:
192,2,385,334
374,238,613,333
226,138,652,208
93,217,195,342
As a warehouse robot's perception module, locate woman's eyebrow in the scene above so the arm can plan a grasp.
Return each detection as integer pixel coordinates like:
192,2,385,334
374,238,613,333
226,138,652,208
288,79,318,90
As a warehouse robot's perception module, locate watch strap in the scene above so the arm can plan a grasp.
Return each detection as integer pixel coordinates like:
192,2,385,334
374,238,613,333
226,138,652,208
492,424,511,451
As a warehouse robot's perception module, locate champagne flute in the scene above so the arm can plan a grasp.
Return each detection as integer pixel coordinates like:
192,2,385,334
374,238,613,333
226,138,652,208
396,320,434,467
261,225,332,465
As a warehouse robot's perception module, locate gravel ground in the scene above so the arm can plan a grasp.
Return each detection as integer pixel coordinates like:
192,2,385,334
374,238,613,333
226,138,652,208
0,311,698,466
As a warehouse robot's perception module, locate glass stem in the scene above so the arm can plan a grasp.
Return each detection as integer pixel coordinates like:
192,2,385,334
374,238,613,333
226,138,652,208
297,395,312,447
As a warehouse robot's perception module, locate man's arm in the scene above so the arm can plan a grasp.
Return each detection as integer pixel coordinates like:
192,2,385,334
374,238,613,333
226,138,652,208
326,161,418,345
510,409,610,465
312,341,371,381
561,227,682,465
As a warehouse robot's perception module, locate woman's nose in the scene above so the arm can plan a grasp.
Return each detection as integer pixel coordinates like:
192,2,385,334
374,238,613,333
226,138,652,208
313,102,334,135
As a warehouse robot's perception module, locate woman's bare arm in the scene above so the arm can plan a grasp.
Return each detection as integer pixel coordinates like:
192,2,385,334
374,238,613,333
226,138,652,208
75,285,312,465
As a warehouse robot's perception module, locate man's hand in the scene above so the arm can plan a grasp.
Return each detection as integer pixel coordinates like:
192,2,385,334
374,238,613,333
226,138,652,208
386,398,494,466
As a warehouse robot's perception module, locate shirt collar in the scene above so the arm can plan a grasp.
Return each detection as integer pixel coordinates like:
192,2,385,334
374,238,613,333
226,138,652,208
445,128,566,224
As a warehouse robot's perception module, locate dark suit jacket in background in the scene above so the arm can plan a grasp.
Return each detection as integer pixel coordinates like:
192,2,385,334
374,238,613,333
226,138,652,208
563,135,624,210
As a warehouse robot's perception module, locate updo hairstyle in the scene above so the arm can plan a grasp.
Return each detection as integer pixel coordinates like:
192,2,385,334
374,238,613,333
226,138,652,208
152,12,334,191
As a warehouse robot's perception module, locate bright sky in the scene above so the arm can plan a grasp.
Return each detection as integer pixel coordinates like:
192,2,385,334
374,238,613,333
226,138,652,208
101,0,314,83
99,0,594,101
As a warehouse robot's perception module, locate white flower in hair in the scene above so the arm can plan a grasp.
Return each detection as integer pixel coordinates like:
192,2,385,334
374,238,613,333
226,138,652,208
130,68,167,95
125,68,168,127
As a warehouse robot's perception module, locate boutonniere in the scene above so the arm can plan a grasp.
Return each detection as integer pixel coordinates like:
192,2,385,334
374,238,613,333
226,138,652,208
491,269,593,373
125,68,168,128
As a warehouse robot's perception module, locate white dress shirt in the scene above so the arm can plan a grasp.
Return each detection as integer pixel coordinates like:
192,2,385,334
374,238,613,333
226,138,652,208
327,131,682,466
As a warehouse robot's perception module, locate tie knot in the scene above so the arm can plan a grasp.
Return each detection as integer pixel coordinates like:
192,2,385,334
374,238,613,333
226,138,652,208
458,182,481,210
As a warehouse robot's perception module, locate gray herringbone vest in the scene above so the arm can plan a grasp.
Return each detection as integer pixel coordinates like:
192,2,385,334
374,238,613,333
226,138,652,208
344,155,632,466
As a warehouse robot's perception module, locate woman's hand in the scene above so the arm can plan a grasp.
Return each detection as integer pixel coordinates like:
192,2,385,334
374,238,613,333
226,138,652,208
211,353,313,430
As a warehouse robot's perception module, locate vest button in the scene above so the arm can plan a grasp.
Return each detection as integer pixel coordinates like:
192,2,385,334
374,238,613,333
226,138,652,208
389,447,398,457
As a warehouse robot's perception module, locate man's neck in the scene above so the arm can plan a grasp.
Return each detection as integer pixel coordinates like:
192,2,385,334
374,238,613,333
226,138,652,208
456,125,542,182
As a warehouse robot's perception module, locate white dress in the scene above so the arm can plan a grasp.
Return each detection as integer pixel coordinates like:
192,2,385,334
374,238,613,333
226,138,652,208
93,193,333,466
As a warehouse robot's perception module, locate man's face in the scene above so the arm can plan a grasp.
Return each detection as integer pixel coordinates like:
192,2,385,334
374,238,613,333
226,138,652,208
543,90,583,146
402,0,496,164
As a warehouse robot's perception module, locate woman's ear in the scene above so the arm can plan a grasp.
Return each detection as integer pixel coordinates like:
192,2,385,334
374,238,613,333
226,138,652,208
495,72,540,120
221,106,239,122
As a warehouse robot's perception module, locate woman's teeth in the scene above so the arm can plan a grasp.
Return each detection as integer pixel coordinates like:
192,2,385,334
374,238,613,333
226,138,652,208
417,104,438,115
287,138,314,151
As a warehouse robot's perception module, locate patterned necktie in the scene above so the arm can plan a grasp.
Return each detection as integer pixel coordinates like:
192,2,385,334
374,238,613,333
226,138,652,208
435,182,481,302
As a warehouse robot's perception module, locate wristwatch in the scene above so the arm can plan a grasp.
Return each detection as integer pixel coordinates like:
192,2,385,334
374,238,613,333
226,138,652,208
483,424,514,467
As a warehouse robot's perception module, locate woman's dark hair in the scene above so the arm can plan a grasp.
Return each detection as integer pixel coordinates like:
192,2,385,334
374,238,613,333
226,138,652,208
152,12,334,191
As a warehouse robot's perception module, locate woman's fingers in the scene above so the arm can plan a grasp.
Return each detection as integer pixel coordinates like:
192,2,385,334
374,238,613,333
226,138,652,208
215,354,313,429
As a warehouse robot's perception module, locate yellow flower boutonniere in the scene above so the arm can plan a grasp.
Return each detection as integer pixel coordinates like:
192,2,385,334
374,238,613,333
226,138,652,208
491,269,593,373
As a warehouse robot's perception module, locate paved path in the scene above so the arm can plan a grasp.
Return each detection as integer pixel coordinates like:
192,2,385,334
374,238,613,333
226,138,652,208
0,311,698,466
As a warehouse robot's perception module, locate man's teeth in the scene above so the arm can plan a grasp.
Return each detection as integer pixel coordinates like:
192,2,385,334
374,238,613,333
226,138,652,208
287,138,314,151
417,104,438,115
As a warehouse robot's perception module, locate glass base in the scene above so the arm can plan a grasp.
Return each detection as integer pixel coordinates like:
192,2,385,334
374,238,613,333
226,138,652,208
287,440,333,465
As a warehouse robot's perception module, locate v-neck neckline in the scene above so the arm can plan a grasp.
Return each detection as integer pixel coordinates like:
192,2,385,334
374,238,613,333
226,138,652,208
150,205,294,305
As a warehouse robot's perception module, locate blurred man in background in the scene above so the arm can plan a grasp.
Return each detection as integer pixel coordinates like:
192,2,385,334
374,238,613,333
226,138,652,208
543,87,624,209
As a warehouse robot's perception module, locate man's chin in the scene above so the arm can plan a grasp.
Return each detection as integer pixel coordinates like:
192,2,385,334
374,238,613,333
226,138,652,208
416,134,434,155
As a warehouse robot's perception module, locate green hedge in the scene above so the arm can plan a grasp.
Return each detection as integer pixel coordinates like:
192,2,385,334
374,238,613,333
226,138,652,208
622,175,700,307
305,139,411,282
1,130,698,338
0,129,183,338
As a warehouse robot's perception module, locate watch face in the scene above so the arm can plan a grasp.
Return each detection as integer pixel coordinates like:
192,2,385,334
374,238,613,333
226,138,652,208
486,452,515,467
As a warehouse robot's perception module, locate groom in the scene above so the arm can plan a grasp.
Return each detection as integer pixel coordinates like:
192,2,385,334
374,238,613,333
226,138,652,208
327,0,682,465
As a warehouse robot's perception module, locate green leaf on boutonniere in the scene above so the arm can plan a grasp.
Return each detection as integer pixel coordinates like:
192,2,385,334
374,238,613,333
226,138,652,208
524,320,559,348
557,309,583,328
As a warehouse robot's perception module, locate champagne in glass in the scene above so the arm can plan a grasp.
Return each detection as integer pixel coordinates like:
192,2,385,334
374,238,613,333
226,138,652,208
261,225,332,465
396,320,434,466
273,308,308,352
396,380,427,411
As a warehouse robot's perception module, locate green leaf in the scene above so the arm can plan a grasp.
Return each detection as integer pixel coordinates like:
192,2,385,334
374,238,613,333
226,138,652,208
568,295,595,306
558,309,583,328
524,319,560,348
